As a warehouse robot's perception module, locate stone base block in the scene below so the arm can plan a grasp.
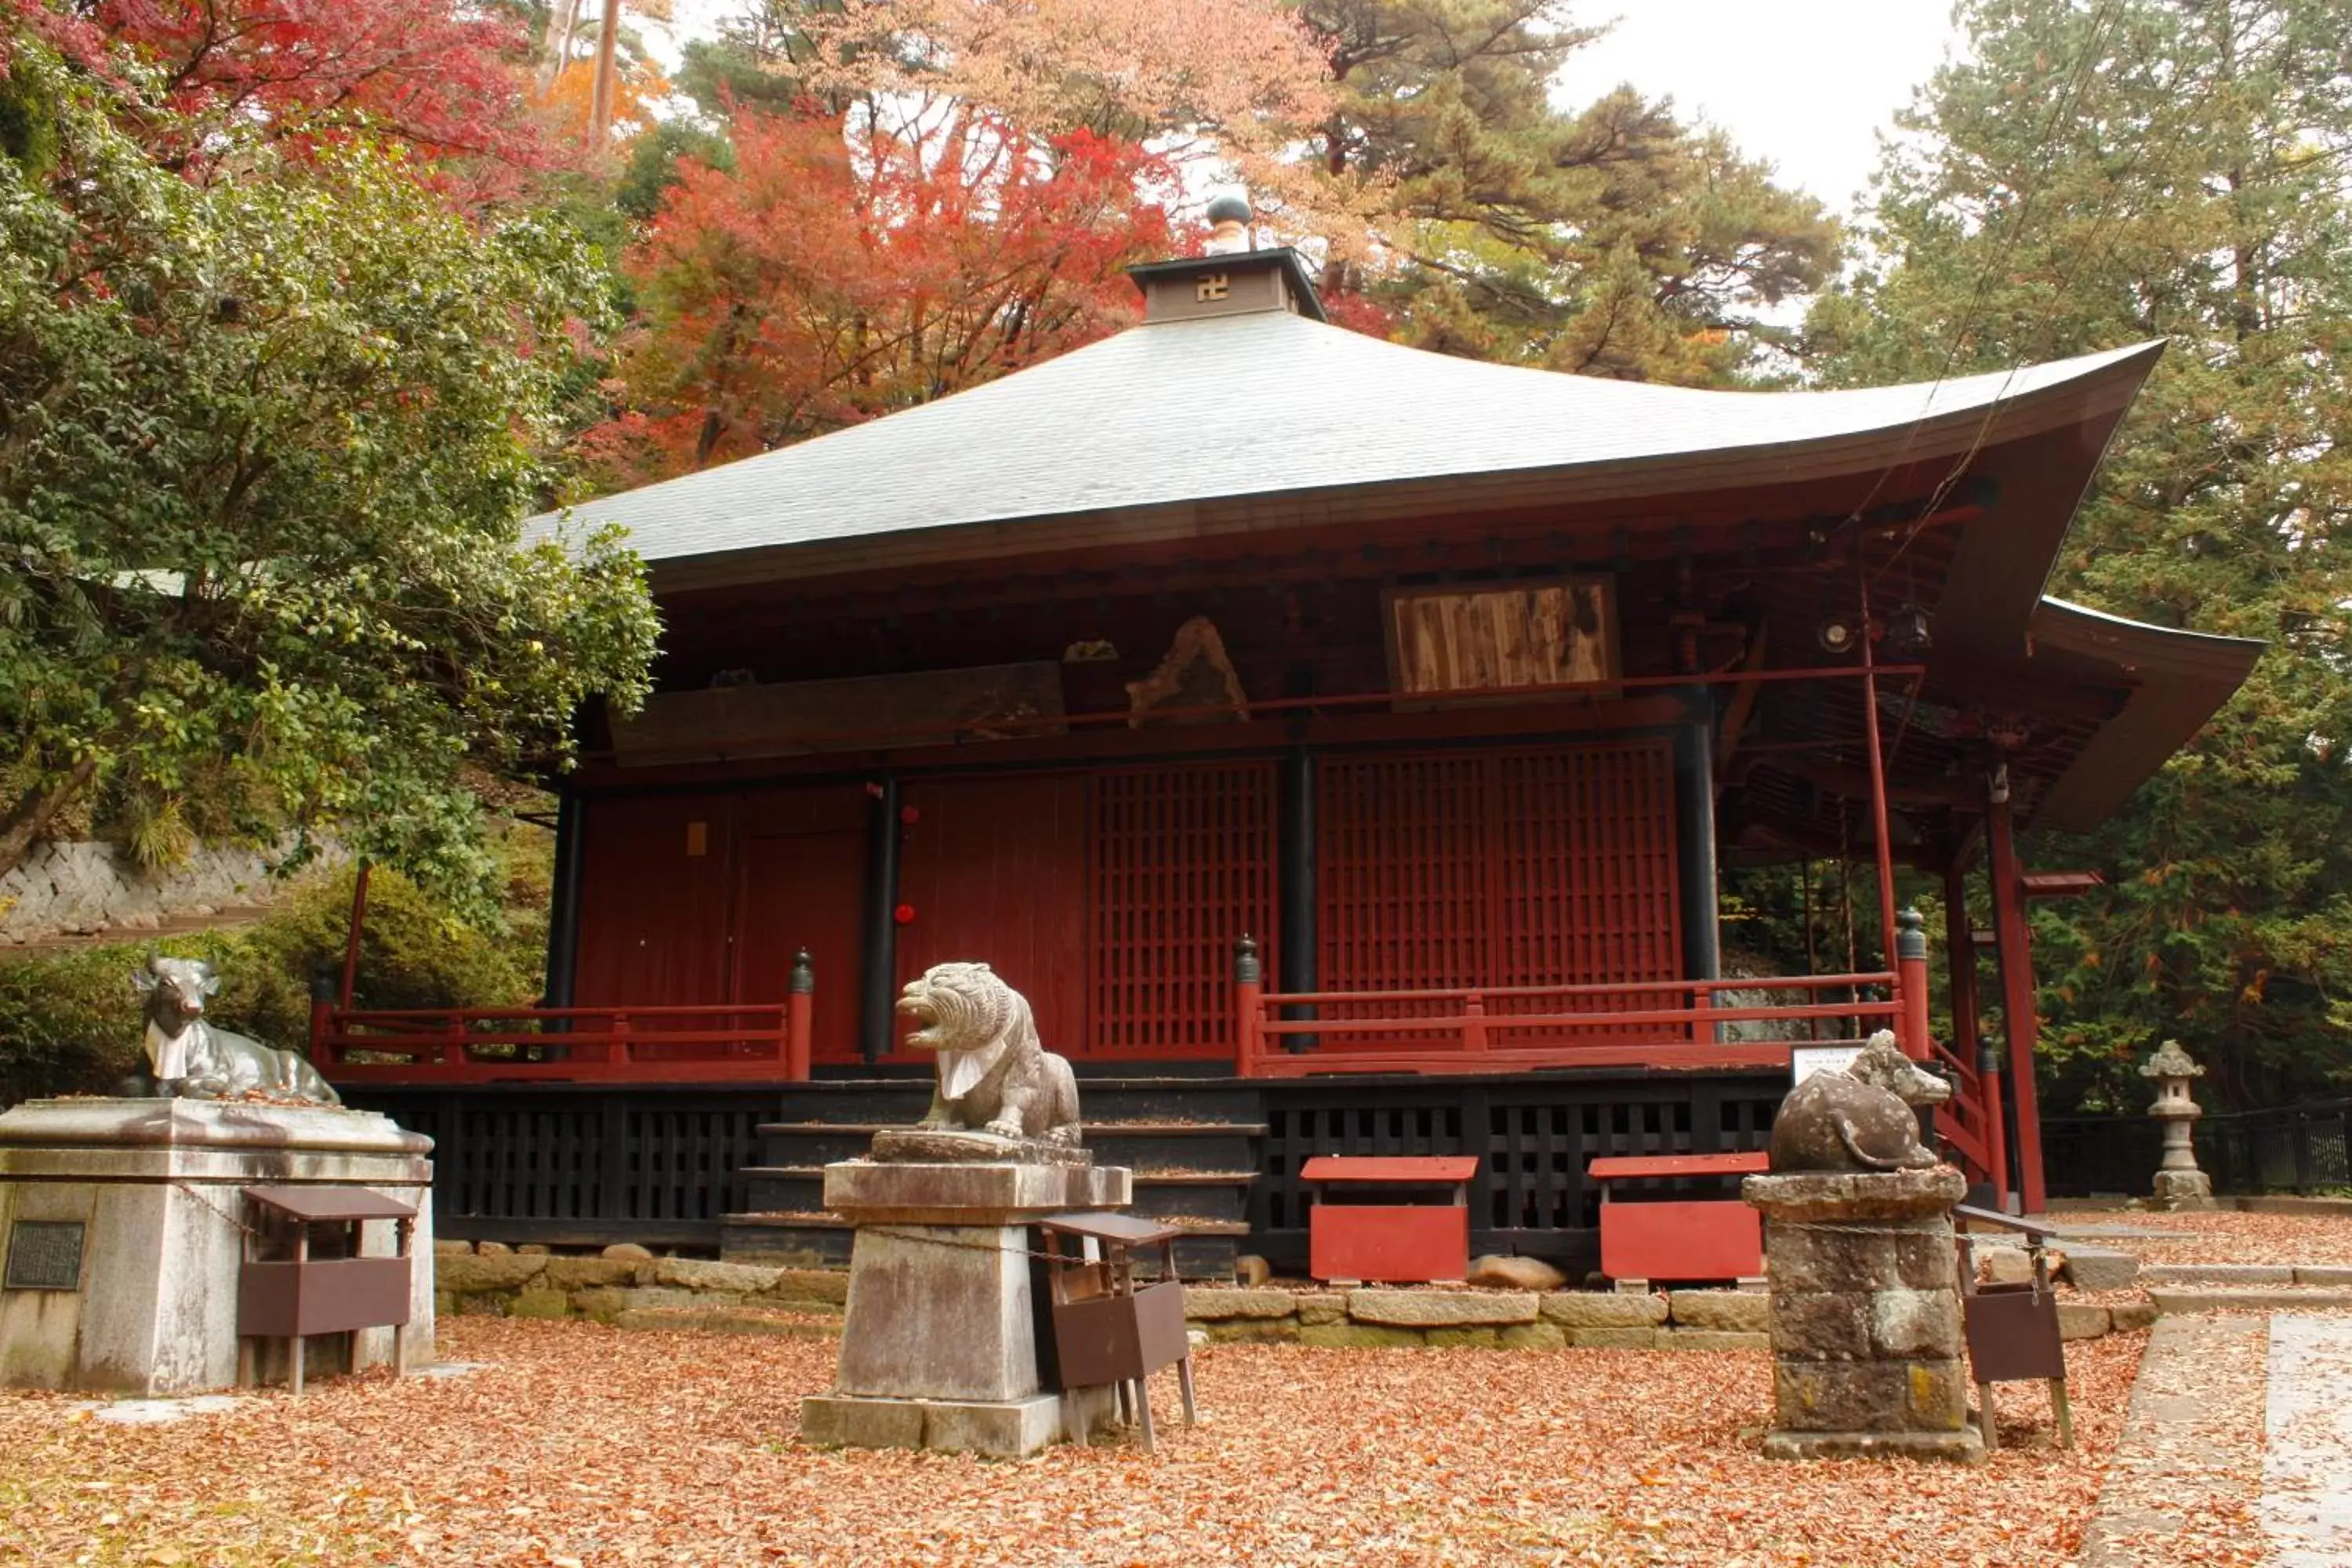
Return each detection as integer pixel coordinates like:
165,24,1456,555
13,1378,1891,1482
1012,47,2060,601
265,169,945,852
0,1098,434,1396
1773,1356,1970,1432
822,1159,1130,1225
801,1391,1101,1457
1761,1428,1986,1465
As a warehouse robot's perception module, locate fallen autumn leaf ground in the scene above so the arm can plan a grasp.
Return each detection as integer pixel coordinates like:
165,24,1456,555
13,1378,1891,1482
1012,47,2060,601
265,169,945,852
2059,1207,2352,1265
0,1319,2157,1568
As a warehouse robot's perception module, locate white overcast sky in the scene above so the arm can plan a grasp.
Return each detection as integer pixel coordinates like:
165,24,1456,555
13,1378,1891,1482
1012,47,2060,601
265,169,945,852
1552,0,1962,214
648,1,1965,223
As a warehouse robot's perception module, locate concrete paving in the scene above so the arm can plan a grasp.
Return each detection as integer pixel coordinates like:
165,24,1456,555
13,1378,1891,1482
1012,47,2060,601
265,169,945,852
2078,1316,2268,1568
2083,1311,2352,1566
2263,1315,2352,1566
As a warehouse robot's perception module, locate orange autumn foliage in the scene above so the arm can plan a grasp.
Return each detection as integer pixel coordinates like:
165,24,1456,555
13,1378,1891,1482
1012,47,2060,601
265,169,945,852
583,107,1189,485
789,0,1365,251
534,49,672,145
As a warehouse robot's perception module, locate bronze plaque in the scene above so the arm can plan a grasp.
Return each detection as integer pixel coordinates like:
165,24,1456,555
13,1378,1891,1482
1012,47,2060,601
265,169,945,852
3,1220,86,1291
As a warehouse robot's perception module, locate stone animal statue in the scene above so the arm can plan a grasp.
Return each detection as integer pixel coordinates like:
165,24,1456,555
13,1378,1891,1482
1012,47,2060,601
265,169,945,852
897,961,1080,1145
1769,1029,1949,1174
134,955,342,1105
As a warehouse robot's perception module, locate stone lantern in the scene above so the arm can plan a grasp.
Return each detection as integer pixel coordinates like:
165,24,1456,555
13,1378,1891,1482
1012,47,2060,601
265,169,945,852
2140,1040,2216,1211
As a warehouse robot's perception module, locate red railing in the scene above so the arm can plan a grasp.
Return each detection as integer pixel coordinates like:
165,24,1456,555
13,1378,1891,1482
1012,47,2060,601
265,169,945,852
1233,960,1904,1078
1927,1036,1998,1184
311,952,817,1086
312,1003,810,1085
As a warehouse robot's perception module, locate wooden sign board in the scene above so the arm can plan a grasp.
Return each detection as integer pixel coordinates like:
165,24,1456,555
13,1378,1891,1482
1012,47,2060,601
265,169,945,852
1791,1044,1864,1083
1385,576,1617,706
611,662,1067,765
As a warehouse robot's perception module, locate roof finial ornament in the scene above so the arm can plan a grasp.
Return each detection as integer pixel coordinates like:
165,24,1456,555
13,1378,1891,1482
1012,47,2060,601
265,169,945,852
1203,192,1254,256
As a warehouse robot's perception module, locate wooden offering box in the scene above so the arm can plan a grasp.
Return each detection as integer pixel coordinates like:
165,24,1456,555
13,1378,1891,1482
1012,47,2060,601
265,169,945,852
1038,1210,1196,1452
238,1185,417,1394
1588,1152,1768,1285
1301,1155,1479,1283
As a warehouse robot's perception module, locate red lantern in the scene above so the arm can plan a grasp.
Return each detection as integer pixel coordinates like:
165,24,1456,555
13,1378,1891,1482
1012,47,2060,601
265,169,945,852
894,903,916,925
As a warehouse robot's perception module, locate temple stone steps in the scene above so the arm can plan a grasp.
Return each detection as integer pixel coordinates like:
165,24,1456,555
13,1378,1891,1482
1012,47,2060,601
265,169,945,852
720,1077,1266,1279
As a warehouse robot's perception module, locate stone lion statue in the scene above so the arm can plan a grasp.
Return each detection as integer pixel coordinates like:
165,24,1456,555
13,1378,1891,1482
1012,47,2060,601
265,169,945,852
134,955,343,1105
896,962,1080,1145
1769,1029,1948,1174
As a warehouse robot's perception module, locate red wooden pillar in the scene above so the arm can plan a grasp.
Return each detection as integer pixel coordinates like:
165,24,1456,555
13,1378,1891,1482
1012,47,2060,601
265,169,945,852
1233,935,1264,1076
338,860,372,1011
785,947,815,1081
1985,784,2048,1214
306,978,334,1062
1896,909,1932,1061
1942,858,1982,1068
1857,563,1900,967
1944,855,2009,1212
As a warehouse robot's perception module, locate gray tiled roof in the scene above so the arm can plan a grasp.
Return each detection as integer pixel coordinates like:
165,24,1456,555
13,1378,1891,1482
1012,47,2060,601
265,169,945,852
530,310,2160,567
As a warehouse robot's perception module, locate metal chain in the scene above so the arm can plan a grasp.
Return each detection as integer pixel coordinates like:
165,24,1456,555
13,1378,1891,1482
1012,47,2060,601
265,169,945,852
862,1225,1138,1268
171,1181,267,1240
1769,1219,1954,1236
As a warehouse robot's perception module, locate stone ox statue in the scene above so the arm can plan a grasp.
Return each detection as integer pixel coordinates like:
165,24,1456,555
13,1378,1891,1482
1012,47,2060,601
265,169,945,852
134,955,342,1105
896,961,1080,1145
1769,1029,1947,1173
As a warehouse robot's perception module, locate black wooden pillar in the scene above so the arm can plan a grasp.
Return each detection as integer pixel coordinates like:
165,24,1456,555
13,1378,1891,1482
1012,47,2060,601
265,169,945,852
541,787,586,1008
1673,699,1722,981
857,775,903,1064
1277,746,1318,1049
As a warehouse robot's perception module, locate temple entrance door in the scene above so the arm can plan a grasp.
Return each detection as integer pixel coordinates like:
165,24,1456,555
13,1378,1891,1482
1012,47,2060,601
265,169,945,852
732,788,868,1066
894,774,1089,1058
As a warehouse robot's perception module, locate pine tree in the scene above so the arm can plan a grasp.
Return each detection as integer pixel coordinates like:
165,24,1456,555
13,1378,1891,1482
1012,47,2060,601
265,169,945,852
1808,0,2352,1109
1300,0,1839,383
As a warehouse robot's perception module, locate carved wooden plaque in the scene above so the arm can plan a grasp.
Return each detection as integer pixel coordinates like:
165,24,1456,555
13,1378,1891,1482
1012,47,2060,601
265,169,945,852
1385,576,1617,702
611,662,1067,765
4,1220,85,1290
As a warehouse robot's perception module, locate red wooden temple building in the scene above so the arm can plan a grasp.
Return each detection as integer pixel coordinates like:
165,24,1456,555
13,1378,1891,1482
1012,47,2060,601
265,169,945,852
314,239,2259,1274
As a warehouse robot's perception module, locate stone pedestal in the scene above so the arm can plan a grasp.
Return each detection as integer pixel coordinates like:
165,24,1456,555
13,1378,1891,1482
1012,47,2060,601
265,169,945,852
0,1098,434,1396
1744,1167,1984,1464
800,1158,1131,1457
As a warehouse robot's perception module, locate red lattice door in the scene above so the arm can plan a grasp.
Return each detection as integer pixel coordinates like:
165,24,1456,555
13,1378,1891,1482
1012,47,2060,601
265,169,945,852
1090,761,1277,1058
1317,743,1681,1042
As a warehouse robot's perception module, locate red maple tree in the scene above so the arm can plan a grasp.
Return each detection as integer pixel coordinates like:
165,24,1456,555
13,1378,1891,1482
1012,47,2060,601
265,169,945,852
11,0,554,187
583,106,1189,484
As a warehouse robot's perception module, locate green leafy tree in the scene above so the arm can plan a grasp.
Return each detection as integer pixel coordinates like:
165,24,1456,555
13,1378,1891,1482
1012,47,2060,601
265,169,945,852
1806,0,2352,1109
1300,0,1840,381
0,38,660,918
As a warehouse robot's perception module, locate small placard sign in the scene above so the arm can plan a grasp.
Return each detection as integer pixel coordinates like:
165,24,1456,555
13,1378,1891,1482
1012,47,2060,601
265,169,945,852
3,1220,86,1291
1791,1044,1863,1085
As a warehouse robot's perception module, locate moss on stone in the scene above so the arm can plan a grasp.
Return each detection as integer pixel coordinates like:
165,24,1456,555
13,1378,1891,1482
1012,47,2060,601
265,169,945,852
1202,1318,1301,1344
1497,1322,1568,1351
1298,1323,1426,1348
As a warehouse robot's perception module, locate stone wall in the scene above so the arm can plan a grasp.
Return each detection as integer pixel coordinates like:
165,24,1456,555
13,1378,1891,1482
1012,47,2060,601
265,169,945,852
435,1246,850,1334
1,839,340,946
433,1249,2143,1348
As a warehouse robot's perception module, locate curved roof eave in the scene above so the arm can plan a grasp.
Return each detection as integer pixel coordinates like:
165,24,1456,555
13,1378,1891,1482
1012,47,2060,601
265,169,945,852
2027,597,2265,832
527,314,2166,590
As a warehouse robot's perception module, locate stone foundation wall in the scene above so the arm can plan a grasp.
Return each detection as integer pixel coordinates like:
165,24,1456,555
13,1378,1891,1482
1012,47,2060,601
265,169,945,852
434,1247,2144,1348
435,1247,850,1333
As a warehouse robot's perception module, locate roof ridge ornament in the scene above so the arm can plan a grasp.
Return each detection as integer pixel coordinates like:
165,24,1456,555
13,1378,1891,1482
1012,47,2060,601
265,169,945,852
1203,192,1254,255
1127,194,1326,325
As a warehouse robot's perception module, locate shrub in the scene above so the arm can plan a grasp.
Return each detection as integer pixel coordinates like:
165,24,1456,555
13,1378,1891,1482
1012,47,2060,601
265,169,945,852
0,828,550,1106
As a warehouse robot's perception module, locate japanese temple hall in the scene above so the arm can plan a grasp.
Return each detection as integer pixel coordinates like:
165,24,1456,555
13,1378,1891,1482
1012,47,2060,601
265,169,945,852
314,237,2259,1275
